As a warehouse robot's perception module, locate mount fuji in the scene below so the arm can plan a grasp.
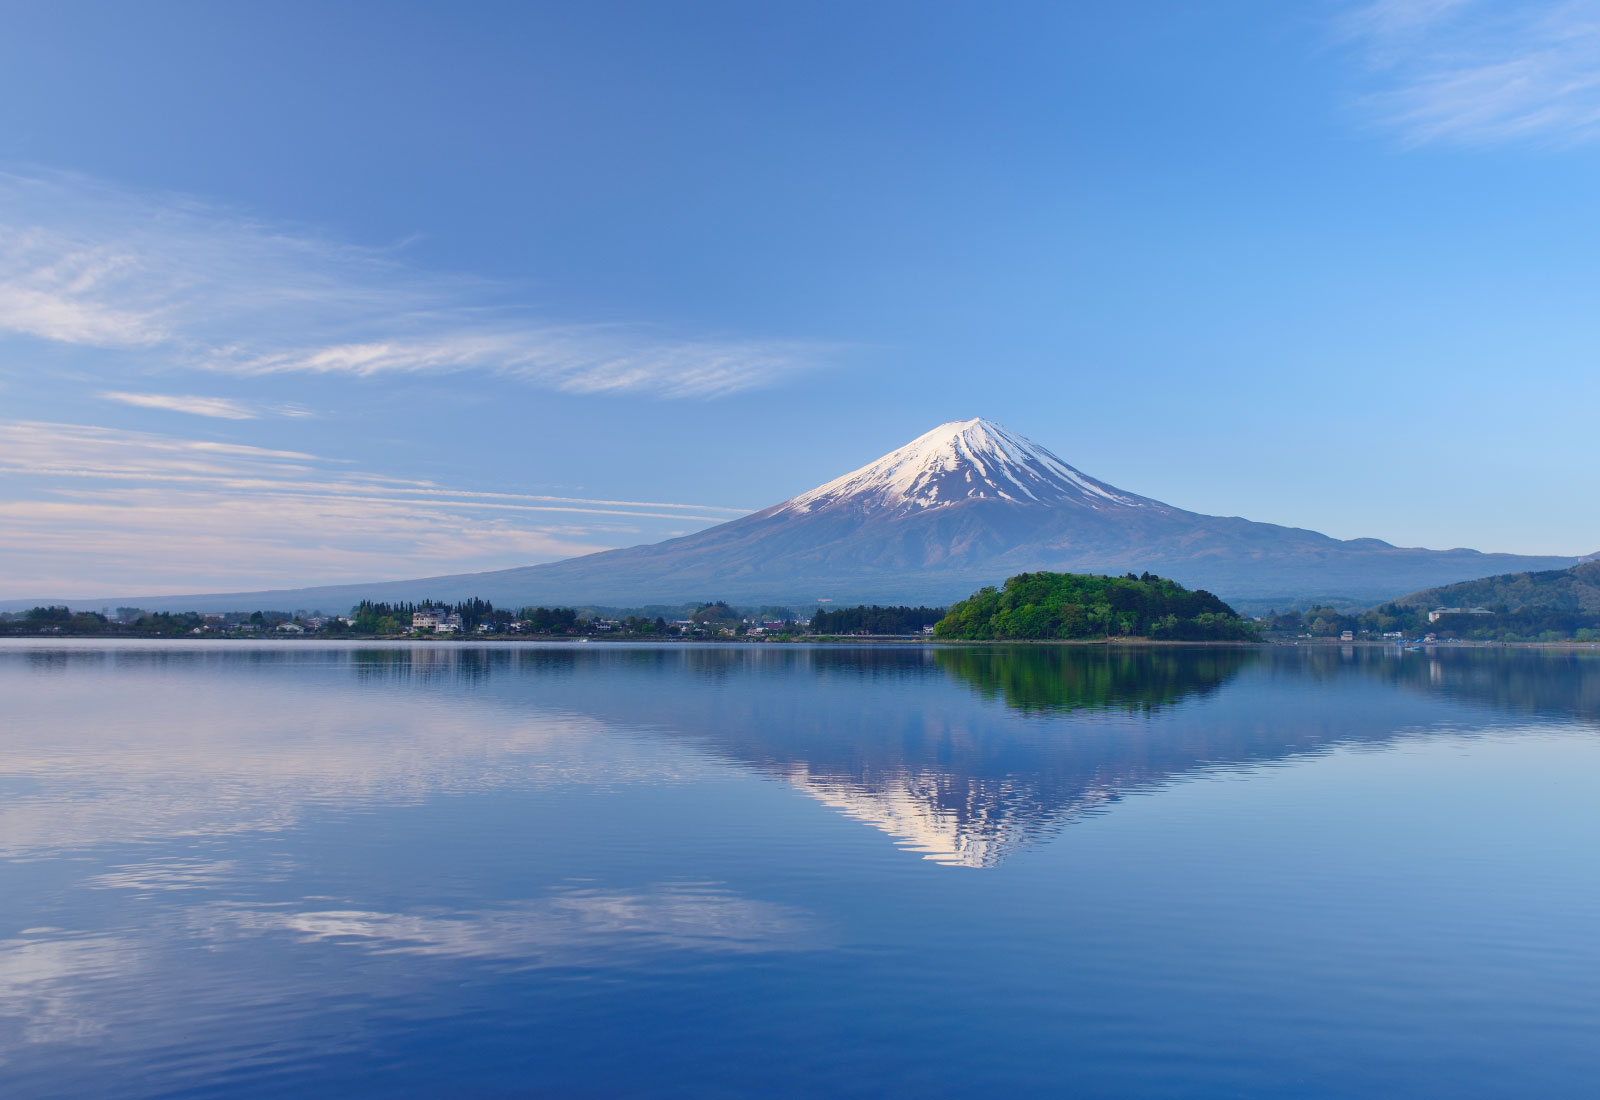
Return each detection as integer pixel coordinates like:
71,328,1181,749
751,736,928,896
24,418,1586,613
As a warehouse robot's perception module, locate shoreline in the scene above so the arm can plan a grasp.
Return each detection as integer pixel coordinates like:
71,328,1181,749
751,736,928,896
1,635,1597,651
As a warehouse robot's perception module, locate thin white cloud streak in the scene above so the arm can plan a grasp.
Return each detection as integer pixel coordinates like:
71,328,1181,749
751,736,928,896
99,391,260,419
1346,0,1477,42
0,171,828,398
0,233,168,346
1345,0,1600,144
0,421,749,517
0,497,608,597
0,421,749,596
221,330,818,399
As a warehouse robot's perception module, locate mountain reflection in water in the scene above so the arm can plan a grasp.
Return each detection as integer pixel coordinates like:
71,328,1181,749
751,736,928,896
666,647,1260,866
4,643,1597,871
571,644,1597,867
489,643,1600,867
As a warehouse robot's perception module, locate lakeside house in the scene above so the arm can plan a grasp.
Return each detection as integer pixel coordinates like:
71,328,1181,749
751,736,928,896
412,609,464,633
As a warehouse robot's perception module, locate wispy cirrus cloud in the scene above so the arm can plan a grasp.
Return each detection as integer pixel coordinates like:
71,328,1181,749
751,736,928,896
0,420,751,597
1344,0,1600,145
0,171,827,398
97,391,311,420
215,329,810,398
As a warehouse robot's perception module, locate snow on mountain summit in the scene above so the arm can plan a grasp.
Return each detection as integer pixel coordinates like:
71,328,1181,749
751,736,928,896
778,418,1143,516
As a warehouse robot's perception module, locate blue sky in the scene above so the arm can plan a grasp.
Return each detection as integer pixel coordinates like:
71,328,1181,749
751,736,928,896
2,0,1597,596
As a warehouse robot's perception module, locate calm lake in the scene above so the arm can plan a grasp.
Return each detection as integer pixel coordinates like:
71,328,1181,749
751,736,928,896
1,641,1598,1097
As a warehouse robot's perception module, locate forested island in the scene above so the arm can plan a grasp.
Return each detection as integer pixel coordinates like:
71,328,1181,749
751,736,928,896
934,571,1257,642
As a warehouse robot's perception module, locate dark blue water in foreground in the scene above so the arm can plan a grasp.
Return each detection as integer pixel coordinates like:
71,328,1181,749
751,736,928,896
2,642,1598,1098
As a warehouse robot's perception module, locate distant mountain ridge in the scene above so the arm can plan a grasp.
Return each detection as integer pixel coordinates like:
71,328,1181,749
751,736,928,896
3,418,1589,613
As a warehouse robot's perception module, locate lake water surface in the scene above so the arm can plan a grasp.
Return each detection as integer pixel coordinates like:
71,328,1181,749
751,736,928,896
1,641,1598,1097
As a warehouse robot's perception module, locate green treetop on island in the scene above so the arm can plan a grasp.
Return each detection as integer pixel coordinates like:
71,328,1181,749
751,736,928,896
933,571,1257,642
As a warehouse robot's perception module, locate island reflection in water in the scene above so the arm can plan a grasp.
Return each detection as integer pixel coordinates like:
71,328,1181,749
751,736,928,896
3,641,1600,1098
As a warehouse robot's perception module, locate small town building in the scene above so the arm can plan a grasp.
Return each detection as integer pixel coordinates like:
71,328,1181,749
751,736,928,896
1428,607,1493,623
412,610,441,631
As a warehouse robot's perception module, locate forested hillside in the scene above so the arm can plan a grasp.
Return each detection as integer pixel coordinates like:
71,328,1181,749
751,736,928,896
1397,560,1600,615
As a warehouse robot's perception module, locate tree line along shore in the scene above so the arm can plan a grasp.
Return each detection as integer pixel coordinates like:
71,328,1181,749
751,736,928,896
5,568,1599,643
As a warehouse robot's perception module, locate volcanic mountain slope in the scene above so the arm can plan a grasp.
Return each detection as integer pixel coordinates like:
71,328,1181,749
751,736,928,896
481,417,1575,608
15,418,1586,612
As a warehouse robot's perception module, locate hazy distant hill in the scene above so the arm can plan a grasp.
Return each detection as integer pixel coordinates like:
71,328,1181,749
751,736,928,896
1395,560,1600,614
3,418,1587,614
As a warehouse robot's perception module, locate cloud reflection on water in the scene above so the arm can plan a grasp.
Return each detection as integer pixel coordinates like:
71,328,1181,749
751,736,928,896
0,880,819,1066
0,645,718,859
199,883,819,964
0,933,137,1053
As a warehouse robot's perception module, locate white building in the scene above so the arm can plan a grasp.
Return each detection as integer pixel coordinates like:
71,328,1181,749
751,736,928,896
412,610,442,631
411,609,462,632
1428,607,1493,623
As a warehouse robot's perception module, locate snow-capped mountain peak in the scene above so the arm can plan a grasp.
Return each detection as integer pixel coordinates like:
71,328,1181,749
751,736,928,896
778,417,1143,516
